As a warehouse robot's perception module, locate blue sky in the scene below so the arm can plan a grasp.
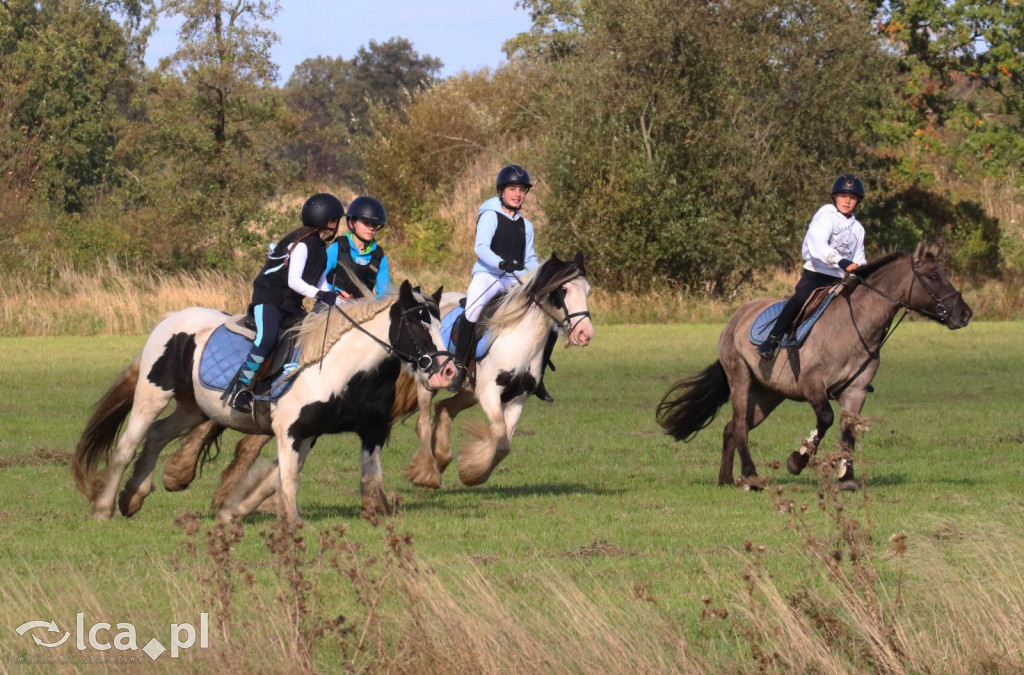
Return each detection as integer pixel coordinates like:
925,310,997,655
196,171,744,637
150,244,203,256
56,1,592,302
145,0,535,82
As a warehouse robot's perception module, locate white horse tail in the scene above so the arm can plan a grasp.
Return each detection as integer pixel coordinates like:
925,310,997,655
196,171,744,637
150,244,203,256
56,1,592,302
391,370,420,422
73,356,141,498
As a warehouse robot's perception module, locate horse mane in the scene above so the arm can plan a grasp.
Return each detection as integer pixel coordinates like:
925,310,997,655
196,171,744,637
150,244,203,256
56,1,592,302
291,294,398,368
482,257,584,335
852,250,907,279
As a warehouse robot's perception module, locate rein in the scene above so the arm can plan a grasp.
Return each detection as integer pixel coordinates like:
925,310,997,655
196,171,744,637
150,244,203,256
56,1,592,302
328,301,452,374
513,270,592,337
829,255,950,397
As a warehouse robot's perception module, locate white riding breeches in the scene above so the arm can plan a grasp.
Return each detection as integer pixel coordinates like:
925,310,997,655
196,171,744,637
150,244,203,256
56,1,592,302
464,272,517,322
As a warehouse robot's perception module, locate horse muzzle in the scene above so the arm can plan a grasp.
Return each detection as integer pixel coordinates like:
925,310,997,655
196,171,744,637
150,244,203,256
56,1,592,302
422,356,457,391
943,295,973,329
570,319,594,347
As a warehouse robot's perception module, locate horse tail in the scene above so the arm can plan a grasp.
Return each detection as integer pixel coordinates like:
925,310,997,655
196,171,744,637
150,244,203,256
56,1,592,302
73,357,140,498
391,370,420,422
655,360,731,442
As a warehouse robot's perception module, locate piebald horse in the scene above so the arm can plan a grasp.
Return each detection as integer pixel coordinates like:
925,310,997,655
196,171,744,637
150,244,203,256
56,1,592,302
73,281,456,524
657,243,972,489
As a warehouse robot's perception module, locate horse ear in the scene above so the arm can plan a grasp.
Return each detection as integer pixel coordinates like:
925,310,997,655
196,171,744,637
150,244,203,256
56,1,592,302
432,286,443,305
573,250,586,275
399,279,414,302
550,252,563,265
914,241,938,263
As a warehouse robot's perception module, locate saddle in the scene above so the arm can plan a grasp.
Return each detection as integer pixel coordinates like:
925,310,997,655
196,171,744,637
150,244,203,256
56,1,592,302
200,313,305,403
749,282,844,349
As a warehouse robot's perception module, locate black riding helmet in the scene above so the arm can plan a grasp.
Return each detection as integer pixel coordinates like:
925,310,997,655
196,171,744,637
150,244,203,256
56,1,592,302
496,165,532,192
301,193,345,229
831,174,865,200
345,196,387,228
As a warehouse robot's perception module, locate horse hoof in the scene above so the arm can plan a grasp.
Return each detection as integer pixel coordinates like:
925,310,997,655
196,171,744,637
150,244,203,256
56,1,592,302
837,479,859,492
787,451,810,476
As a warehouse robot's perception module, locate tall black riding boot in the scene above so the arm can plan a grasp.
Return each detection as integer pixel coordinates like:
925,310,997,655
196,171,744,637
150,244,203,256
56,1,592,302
533,330,559,402
450,318,478,390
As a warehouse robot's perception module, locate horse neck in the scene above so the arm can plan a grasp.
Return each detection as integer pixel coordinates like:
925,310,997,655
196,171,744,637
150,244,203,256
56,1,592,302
491,297,553,350
847,256,911,337
322,309,393,380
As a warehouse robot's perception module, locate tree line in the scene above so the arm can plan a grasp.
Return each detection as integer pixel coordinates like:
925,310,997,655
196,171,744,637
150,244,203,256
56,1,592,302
2,0,1020,293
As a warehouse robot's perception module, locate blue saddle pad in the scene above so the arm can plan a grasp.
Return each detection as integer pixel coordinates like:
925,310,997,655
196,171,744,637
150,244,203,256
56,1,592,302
750,293,836,348
440,306,492,359
199,325,300,402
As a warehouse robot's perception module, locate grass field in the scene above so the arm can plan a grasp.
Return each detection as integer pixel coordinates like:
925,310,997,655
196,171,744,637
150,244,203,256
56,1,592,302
1,321,1022,672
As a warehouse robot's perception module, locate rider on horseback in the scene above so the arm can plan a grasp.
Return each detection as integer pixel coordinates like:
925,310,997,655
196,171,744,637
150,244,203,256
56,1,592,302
229,193,344,413
758,174,868,360
452,165,556,401
324,196,391,300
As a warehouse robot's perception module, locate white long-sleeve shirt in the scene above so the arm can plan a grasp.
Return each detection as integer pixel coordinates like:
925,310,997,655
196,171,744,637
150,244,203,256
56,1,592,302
287,242,328,298
801,204,867,277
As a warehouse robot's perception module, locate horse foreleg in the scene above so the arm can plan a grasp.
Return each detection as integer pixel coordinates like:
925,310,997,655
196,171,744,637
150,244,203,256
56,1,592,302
433,389,477,474
361,442,392,519
211,434,272,510
274,436,313,525
788,390,835,478
834,390,869,491
458,388,507,486
163,419,223,492
404,384,442,488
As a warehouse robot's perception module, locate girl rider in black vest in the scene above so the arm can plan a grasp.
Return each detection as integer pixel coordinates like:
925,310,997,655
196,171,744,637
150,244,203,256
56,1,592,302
452,165,558,402
229,193,344,414
323,196,391,300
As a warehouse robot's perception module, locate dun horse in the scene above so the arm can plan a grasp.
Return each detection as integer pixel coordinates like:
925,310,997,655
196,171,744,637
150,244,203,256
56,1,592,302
656,243,972,489
73,281,456,524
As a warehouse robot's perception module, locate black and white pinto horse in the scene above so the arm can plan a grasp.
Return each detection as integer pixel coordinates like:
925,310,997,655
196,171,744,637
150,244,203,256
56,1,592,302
399,253,595,488
73,281,456,524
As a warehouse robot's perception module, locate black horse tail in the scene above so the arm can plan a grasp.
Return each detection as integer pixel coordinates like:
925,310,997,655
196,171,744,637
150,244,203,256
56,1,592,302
73,357,140,498
656,360,730,442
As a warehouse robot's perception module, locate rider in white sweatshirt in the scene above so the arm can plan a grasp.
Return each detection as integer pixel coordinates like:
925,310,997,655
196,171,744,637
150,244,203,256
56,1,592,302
758,174,868,360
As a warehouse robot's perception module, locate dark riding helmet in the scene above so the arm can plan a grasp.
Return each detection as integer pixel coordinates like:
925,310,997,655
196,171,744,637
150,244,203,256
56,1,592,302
496,164,533,191
345,196,387,228
831,174,865,199
301,193,344,230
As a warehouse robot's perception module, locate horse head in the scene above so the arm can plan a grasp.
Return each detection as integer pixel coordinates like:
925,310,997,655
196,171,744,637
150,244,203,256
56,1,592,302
909,242,973,329
529,251,594,347
389,281,457,391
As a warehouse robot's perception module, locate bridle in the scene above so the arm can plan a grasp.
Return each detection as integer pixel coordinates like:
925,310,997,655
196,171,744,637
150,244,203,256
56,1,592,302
331,300,453,376
856,254,963,324
529,276,591,339
829,253,962,398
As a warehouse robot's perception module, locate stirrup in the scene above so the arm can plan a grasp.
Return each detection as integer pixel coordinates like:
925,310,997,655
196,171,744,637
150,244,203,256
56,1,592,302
230,387,254,414
757,339,780,360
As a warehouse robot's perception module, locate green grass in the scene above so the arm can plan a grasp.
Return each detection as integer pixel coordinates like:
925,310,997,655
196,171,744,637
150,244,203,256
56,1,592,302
0,322,1021,671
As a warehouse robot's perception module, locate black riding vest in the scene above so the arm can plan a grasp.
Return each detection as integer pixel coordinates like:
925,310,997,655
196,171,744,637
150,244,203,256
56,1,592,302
251,228,328,315
329,245,385,299
489,212,526,266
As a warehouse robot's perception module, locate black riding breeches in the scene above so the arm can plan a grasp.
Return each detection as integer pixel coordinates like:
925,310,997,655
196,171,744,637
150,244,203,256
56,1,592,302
768,269,841,338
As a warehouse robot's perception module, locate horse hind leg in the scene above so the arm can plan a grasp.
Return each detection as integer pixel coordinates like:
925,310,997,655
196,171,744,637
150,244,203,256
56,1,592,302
163,419,223,492
91,390,173,519
118,402,207,517
724,385,784,490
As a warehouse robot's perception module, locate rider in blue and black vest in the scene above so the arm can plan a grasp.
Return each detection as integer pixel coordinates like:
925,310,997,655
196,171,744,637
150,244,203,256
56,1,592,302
758,174,868,360
324,196,391,300
228,193,344,414
452,165,558,402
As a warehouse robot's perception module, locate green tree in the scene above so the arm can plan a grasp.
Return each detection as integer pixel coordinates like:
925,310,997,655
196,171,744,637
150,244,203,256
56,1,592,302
531,0,894,293
123,0,294,267
283,37,442,185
